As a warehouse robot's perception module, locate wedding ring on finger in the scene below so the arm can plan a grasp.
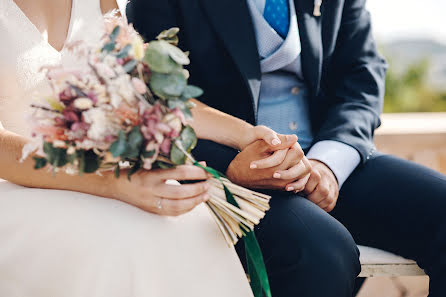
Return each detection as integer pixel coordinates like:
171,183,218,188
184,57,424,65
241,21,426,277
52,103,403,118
157,198,163,211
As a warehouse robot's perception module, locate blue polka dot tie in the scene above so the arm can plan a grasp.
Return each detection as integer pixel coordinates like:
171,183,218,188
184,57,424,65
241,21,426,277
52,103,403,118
263,0,290,38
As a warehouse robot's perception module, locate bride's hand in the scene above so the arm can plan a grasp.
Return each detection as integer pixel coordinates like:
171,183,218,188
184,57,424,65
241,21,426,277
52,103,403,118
239,125,299,170
239,125,298,151
113,165,211,216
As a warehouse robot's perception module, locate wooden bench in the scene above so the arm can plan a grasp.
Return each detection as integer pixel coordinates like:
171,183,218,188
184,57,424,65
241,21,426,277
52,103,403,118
358,246,425,277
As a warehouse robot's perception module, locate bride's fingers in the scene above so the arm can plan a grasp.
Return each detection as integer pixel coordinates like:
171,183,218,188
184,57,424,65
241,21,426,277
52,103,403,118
273,160,309,181
250,149,288,169
158,192,210,216
271,134,298,150
155,181,210,199
273,156,312,180
253,126,282,146
285,173,311,192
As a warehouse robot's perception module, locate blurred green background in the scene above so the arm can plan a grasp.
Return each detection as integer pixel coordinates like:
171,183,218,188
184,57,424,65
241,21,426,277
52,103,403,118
381,40,446,113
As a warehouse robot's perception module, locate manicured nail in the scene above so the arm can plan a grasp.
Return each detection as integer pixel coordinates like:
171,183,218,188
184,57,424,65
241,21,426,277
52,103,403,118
273,173,281,179
250,163,258,169
204,183,211,190
272,138,281,146
287,186,295,191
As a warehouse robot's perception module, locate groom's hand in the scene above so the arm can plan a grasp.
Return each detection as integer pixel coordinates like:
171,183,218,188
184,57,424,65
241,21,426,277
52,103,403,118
226,140,310,190
301,160,339,212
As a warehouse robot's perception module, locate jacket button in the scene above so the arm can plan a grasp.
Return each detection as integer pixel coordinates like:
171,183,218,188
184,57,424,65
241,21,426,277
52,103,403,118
291,87,300,95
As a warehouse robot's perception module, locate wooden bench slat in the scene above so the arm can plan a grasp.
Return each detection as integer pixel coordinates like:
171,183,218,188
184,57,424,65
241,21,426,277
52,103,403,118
358,246,425,277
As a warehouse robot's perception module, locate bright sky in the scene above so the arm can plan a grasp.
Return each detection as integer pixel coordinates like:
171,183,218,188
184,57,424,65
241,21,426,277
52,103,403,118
119,0,446,44
367,0,446,44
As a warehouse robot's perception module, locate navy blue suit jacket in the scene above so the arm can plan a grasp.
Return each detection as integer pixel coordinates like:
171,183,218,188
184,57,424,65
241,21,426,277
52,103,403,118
127,0,388,173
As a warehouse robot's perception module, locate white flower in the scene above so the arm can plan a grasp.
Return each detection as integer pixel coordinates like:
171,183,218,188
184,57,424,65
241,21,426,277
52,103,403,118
108,74,137,108
164,114,182,133
74,97,93,110
95,62,115,79
83,107,120,141
20,140,40,163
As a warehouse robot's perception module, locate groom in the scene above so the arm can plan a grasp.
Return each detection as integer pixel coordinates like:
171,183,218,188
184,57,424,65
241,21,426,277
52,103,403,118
128,0,446,296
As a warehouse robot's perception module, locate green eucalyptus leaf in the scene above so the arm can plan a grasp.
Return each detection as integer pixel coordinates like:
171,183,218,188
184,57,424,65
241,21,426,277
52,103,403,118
83,150,101,173
142,150,156,158
123,59,138,73
126,127,143,158
43,142,68,168
167,99,186,110
170,142,186,165
110,131,128,158
149,72,186,99
156,28,180,45
163,41,190,65
162,72,187,97
182,107,193,120
116,44,132,59
181,125,197,152
109,26,121,42
33,157,47,169
114,164,121,178
157,28,180,40
127,162,141,180
78,150,85,175
144,41,179,74
182,85,203,99
102,42,116,53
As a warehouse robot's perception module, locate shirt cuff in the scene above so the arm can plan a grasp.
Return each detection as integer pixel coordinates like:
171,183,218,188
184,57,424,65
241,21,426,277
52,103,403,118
306,140,361,188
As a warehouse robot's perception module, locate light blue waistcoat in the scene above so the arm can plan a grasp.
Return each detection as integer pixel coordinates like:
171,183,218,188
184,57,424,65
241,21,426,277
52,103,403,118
248,0,314,150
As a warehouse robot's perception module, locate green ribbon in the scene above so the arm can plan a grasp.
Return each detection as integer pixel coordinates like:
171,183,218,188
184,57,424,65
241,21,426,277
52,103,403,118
194,162,272,297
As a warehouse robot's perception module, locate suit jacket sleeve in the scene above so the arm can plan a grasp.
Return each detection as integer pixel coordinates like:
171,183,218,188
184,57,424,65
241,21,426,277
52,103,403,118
314,0,387,163
127,1,240,173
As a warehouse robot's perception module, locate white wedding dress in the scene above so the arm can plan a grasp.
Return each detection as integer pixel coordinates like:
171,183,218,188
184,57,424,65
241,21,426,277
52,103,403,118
0,1,253,296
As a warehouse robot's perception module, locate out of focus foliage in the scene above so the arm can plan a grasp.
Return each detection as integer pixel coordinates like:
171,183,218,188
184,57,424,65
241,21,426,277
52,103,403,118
384,59,446,113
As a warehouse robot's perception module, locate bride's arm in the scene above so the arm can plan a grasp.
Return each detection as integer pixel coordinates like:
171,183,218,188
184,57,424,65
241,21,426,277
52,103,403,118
189,99,297,151
0,128,210,216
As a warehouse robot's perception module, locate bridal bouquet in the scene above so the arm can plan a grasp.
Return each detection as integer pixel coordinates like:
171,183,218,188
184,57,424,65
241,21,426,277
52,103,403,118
22,15,271,297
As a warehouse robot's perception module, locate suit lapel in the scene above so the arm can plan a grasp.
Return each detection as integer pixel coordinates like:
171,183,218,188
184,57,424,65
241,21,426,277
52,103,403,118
295,0,323,96
200,0,262,115
200,0,323,110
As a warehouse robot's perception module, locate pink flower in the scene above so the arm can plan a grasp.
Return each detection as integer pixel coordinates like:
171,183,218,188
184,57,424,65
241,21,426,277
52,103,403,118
63,110,80,123
71,122,90,132
87,91,98,104
59,87,77,103
172,108,187,124
160,138,172,155
131,77,147,94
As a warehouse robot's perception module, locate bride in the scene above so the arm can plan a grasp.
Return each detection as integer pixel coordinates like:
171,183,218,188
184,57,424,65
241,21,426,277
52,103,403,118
0,0,299,296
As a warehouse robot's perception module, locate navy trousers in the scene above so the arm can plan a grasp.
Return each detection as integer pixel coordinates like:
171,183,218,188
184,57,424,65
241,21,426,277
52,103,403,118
236,153,446,297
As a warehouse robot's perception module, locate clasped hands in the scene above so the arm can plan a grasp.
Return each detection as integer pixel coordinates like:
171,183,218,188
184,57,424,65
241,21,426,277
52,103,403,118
227,126,340,213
